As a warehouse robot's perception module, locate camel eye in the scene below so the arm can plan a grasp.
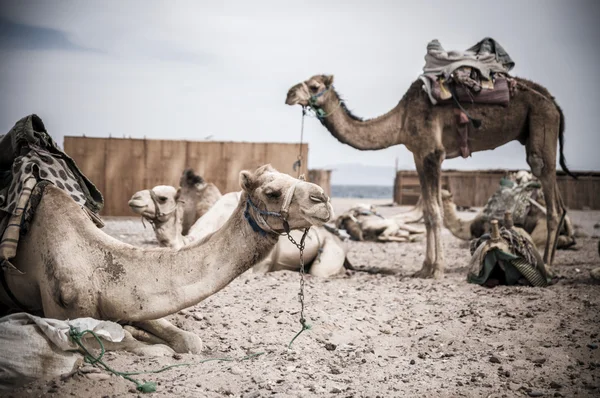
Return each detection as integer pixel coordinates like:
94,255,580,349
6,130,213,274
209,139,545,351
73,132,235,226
309,85,319,91
265,190,281,199
157,196,168,202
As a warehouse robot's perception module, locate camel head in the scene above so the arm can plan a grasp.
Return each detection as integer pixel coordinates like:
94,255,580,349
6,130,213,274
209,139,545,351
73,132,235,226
179,168,207,201
240,164,333,233
128,185,180,223
285,74,335,107
441,189,453,202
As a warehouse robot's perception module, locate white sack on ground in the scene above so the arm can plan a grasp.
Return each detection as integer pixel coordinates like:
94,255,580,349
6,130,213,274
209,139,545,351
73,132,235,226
0,313,124,390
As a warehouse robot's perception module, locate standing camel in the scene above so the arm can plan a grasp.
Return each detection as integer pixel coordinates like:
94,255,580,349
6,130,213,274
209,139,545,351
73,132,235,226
286,74,574,278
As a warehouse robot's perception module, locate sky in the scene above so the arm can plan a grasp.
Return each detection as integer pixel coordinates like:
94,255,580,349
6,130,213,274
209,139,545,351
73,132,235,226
1,0,599,177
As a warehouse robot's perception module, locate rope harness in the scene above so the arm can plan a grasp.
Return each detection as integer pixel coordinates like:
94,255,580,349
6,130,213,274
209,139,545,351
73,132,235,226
306,85,343,121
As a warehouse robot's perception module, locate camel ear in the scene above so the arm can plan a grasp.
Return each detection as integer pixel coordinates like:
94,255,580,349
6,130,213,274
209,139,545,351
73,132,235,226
239,170,254,192
175,188,181,201
323,75,334,87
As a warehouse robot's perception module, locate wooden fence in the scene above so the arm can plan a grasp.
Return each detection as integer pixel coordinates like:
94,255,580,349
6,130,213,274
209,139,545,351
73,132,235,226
64,137,308,216
394,169,600,210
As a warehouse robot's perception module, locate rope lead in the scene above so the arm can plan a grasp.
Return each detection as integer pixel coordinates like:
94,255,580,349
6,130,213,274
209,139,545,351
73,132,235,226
68,327,264,393
287,322,312,350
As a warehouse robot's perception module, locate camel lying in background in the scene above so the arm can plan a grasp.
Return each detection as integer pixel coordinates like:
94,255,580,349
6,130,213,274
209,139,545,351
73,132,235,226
178,169,222,235
128,185,191,249
441,189,576,250
335,204,424,242
129,170,350,278
2,165,333,355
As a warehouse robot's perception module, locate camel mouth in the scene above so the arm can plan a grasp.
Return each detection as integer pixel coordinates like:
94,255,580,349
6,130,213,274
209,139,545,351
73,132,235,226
301,203,334,226
128,200,148,214
285,91,308,106
285,95,299,106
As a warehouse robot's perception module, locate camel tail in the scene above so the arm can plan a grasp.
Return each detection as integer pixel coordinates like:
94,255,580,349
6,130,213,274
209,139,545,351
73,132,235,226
556,103,577,180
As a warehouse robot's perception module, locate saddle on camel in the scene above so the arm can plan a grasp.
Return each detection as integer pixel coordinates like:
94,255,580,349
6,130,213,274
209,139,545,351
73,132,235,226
419,37,516,158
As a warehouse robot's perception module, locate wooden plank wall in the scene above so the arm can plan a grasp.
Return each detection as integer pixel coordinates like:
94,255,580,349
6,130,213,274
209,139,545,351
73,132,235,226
394,170,600,210
64,137,308,216
556,174,600,210
308,169,332,197
393,171,451,206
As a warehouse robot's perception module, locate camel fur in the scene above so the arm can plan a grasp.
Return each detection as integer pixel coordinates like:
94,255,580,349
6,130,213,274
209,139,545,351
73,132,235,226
287,73,574,278
0,165,333,355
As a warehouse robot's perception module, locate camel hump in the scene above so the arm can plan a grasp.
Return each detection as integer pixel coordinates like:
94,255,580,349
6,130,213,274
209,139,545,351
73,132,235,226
180,169,204,188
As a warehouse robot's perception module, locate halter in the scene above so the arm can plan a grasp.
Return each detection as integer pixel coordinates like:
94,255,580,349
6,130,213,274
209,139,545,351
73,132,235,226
307,85,342,121
140,189,182,230
244,179,304,237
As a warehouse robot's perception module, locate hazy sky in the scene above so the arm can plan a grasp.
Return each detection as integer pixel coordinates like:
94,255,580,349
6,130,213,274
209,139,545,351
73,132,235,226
1,0,599,172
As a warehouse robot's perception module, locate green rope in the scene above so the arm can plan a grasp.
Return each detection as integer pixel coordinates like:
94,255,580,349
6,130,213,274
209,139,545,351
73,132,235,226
308,97,343,120
68,327,264,393
287,322,312,350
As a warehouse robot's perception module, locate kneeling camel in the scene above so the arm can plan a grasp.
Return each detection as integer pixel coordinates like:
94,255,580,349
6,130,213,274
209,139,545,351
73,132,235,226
0,165,332,354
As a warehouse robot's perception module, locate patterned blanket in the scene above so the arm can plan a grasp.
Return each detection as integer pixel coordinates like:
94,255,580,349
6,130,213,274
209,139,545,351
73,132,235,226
0,114,104,265
481,179,542,226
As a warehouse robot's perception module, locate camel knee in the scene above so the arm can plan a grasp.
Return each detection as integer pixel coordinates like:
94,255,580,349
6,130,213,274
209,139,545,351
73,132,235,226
527,153,545,177
546,213,559,232
424,212,443,230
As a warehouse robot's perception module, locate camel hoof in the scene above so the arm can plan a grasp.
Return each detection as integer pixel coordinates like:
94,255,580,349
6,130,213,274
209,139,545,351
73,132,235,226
591,267,600,281
412,267,432,279
432,268,444,279
171,331,203,354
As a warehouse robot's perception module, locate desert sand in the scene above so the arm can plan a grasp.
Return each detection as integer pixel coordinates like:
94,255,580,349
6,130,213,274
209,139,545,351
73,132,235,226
6,199,600,398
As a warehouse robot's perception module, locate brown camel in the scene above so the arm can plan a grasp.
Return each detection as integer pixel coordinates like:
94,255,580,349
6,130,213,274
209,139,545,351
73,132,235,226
0,165,333,354
286,74,574,278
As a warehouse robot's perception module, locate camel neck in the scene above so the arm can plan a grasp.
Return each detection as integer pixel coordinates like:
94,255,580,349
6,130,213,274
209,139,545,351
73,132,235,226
315,89,408,150
147,201,186,249
97,192,279,321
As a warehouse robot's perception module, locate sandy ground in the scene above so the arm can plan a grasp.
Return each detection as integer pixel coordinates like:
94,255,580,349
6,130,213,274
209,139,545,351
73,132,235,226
7,199,600,398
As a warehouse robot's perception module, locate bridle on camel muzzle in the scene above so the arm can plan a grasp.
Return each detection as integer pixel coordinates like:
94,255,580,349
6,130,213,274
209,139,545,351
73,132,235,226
244,178,303,237
140,189,183,231
305,84,342,121
243,176,313,247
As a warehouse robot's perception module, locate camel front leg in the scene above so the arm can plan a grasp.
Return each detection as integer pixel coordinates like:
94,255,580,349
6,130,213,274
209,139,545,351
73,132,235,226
132,318,203,354
412,151,446,279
